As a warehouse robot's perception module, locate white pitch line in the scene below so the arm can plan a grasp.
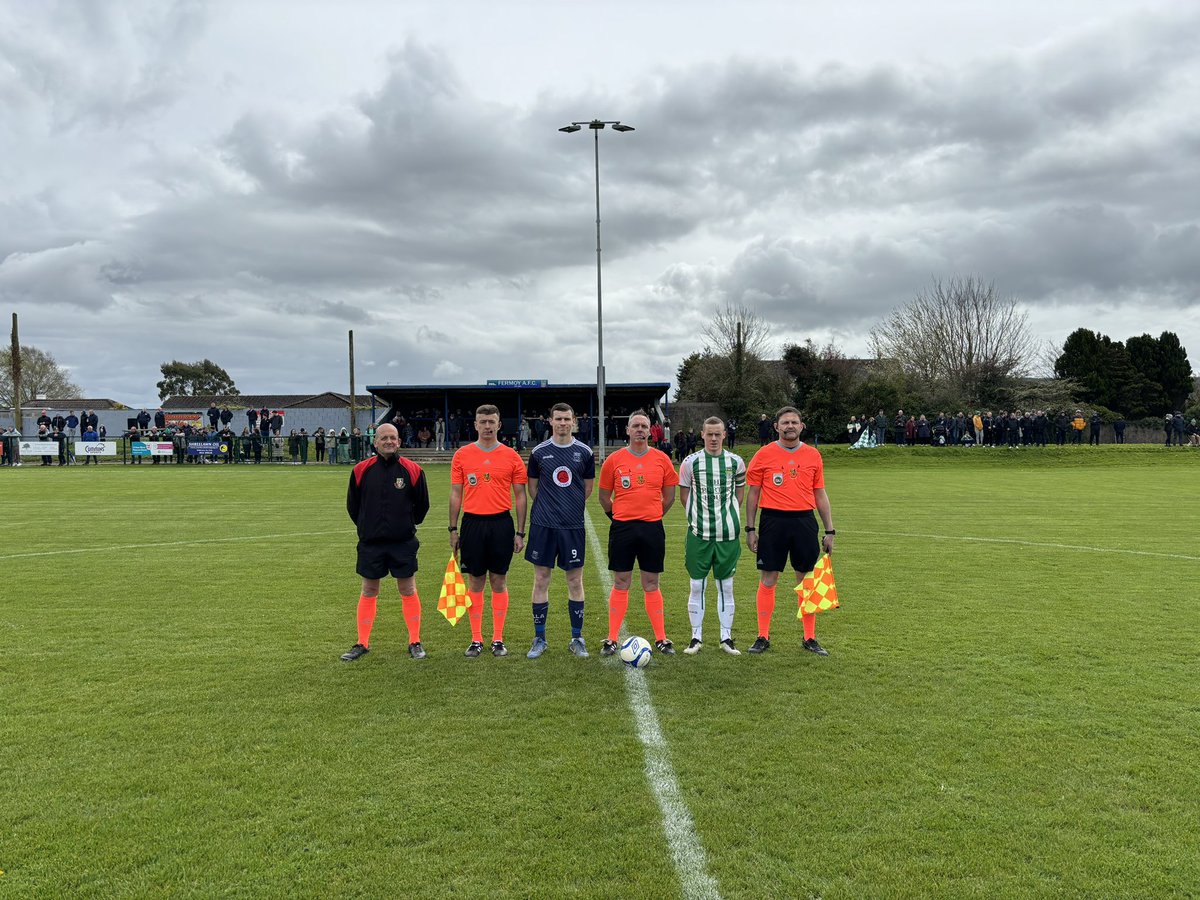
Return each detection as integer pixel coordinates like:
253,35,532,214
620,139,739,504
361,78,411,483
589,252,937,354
853,530,1200,563
584,511,722,900
0,530,350,561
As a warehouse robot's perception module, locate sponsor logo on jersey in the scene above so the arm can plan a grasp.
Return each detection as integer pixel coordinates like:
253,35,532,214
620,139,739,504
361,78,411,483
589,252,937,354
395,477,406,489
553,466,572,487
467,473,478,485
772,472,784,486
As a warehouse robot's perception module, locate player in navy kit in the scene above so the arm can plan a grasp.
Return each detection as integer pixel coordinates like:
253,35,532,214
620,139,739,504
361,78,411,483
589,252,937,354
524,403,596,658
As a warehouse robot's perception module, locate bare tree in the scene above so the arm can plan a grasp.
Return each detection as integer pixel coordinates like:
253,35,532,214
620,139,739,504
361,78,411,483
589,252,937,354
870,276,1035,403
677,305,791,421
0,345,82,410
701,304,775,359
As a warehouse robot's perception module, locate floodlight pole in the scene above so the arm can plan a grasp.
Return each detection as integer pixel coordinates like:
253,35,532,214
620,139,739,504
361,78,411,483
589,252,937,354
559,119,634,462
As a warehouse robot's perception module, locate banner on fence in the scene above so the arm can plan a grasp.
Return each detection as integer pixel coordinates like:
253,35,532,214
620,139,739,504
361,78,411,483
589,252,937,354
18,441,59,454
131,441,174,457
186,442,220,456
74,441,118,456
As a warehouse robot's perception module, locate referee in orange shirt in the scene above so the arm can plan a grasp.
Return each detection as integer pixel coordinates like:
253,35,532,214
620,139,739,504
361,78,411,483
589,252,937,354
745,406,836,656
598,411,679,656
449,404,529,658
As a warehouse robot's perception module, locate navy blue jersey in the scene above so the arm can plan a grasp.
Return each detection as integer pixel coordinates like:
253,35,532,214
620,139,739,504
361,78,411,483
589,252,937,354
527,438,595,529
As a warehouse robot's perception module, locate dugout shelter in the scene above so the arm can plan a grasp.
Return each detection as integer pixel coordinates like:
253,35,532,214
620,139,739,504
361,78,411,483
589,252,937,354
366,381,671,437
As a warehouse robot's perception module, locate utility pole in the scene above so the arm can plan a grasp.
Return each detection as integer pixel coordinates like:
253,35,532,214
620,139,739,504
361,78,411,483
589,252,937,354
348,330,356,432
10,313,22,431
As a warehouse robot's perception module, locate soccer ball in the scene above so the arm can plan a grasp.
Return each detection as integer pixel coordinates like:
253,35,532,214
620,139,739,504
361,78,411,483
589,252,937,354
619,636,653,669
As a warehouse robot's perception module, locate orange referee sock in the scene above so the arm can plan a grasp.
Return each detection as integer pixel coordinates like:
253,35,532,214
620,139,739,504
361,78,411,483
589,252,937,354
467,591,485,643
491,591,509,643
401,593,421,644
801,611,816,641
356,594,377,647
607,588,629,642
644,589,666,642
755,583,776,638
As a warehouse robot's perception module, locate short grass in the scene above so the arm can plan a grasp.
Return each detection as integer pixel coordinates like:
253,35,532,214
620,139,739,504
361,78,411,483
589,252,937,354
1,446,1197,898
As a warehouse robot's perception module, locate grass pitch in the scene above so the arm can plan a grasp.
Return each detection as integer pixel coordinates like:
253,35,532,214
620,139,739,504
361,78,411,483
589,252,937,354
1,446,1197,898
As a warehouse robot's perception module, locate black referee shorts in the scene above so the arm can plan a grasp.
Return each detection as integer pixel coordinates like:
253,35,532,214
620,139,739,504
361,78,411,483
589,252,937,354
459,511,515,577
755,509,819,574
357,537,420,580
607,519,666,573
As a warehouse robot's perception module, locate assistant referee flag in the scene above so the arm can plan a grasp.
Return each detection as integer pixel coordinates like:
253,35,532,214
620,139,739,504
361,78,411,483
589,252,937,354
438,556,470,625
796,553,839,616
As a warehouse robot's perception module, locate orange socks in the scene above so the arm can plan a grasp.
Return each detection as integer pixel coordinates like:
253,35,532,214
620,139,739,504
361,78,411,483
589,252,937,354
802,611,816,641
491,591,509,643
756,583,776,638
644,589,666,642
467,591,485,643
356,594,377,647
607,588,629,641
401,593,421,644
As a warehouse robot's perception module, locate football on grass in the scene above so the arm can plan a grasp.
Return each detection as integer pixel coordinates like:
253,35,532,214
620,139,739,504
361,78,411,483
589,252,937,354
619,636,653,668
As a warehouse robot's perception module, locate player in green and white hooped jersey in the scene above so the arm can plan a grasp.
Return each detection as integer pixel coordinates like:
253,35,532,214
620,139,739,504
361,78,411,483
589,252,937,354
677,417,747,655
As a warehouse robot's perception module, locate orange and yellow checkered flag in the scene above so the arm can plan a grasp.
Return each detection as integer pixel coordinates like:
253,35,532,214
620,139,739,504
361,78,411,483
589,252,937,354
796,553,839,616
437,555,470,625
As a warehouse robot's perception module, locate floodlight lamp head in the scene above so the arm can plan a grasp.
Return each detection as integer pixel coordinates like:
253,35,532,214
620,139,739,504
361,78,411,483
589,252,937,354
588,120,605,130
559,124,582,133
611,123,635,132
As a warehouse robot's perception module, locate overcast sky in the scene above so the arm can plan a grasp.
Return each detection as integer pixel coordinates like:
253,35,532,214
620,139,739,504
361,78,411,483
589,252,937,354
3,0,1198,407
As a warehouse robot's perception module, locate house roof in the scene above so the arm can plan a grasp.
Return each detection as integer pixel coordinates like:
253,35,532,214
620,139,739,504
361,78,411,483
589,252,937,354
21,399,126,411
162,392,377,410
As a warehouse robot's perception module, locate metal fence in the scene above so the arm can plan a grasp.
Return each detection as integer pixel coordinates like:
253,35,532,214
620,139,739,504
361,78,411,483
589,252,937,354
0,433,380,466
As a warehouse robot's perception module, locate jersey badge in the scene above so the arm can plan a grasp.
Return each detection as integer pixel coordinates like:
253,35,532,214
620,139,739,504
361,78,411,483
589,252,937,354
553,466,572,486
394,477,406,490
772,472,784,486
467,473,478,486
484,472,491,482
637,474,645,485
620,475,631,489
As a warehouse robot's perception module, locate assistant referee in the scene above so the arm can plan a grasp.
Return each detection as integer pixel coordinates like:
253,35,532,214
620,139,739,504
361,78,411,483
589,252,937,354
744,407,836,656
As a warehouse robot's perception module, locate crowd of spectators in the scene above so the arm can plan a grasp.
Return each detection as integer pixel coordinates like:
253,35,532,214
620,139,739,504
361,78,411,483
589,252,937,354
842,409,1198,448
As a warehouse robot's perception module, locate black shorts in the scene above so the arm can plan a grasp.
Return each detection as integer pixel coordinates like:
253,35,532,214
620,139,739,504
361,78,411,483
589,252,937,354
524,525,586,570
357,537,420,579
755,509,819,574
459,512,515,577
607,519,666,573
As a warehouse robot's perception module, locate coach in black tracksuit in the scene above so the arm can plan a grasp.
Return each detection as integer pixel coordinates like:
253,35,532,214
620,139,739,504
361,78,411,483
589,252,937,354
341,423,431,662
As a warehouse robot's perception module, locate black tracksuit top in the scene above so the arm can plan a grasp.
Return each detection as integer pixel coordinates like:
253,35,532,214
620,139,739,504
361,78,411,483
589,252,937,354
347,453,430,543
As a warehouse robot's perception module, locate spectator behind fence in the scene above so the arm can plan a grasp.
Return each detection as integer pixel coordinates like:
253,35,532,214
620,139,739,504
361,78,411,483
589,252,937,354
81,425,99,465
1071,410,1086,445
207,404,219,431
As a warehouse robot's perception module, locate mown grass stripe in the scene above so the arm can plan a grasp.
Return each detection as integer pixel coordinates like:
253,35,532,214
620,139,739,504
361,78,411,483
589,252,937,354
584,510,722,900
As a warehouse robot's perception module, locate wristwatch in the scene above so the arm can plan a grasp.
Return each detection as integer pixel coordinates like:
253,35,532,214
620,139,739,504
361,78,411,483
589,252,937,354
448,526,458,533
